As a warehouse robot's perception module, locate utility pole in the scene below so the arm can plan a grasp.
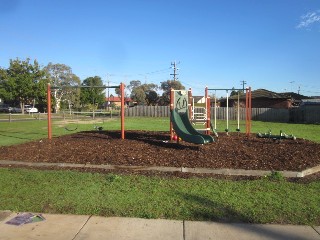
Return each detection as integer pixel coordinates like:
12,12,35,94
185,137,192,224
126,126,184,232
240,80,247,92
106,74,110,111
170,61,179,81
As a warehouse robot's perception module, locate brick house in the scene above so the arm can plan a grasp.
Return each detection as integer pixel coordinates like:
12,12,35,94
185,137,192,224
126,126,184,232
105,96,133,108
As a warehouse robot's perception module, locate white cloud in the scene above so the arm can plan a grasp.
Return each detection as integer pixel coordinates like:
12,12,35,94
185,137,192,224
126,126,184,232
297,10,320,29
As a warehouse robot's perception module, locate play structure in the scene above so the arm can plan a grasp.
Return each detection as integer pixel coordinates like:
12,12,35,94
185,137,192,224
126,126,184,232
170,89,214,144
188,88,211,135
47,83,126,140
170,87,252,144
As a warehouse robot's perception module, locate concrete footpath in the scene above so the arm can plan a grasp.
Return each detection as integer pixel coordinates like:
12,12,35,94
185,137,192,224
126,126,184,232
0,211,319,240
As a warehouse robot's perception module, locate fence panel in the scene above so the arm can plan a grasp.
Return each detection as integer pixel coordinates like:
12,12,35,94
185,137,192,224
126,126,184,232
304,106,320,123
124,106,320,123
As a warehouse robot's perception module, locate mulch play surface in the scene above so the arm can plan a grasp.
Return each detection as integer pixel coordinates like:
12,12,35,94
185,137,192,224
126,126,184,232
0,131,319,174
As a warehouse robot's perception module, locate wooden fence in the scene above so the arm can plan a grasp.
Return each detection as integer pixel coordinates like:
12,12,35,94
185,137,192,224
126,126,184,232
125,106,320,123
125,106,170,117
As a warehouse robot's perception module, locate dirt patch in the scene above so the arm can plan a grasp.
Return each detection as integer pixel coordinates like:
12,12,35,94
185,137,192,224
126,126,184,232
0,131,319,175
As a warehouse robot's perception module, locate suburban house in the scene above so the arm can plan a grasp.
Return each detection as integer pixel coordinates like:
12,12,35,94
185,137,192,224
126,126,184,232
105,96,133,108
216,89,310,109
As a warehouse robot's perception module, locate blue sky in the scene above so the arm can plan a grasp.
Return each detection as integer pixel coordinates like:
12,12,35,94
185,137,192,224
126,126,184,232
1,0,320,97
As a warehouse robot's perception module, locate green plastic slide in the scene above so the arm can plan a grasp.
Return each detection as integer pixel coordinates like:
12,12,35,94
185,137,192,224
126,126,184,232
171,109,214,144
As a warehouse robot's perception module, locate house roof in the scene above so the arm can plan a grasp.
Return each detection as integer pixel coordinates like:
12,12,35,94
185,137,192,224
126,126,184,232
226,89,290,100
253,89,285,98
278,92,311,100
105,96,133,102
214,89,291,103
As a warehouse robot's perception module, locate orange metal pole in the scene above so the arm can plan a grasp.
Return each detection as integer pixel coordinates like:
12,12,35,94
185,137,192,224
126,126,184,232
245,87,252,136
120,83,125,139
170,88,174,140
47,83,52,140
245,88,248,135
248,87,252,135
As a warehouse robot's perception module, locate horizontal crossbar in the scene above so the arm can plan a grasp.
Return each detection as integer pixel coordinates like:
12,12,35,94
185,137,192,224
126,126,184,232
50,85,120,90
207,88,245,91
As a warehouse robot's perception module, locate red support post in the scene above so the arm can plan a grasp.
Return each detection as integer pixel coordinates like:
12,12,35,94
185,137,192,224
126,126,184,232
120,83,125,140
170,88,174,141
47,83,52,140
245,87,252,136
248,87,252,135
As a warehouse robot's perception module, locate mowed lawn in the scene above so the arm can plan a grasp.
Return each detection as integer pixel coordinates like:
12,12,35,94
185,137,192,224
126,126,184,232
0,117,320,225
0,168,319,225
0,117,320,145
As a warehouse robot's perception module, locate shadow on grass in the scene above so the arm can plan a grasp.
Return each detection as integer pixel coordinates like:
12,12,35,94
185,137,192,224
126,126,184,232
176,191,252,223
0,131,47,141
176,191,311,240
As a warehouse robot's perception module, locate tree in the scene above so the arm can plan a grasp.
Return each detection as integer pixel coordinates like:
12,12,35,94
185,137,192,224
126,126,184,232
115,87,121,97
80,76,105,110
131,87,146,105
158,80,185,106
0,68,9,101
44,63,80,112
127,80,141,92
128,80,158,105
145,90,159,106
1,58,46,113
230,87,238,97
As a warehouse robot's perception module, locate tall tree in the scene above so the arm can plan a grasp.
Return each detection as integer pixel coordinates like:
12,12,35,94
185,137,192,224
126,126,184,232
0,68,9,101
230,87,239,97
159,80,185,106
129,81,158,105
2,58,46,113
44,63,80,112
127,80,141,92
80,76,105,109
145,90,159,106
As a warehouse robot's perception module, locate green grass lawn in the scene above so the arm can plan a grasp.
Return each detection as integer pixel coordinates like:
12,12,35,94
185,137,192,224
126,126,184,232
0,117,320,224
0,168,319,225
1,117,319,146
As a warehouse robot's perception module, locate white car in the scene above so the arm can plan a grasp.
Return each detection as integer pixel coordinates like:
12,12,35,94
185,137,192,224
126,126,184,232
25,105,38,113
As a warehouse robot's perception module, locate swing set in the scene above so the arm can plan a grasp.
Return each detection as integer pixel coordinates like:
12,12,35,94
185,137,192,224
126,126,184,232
46,83,126,140
208,87,252,136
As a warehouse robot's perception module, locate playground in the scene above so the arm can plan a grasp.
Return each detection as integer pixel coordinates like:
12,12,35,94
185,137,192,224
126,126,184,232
0,85,320,179
1,130,320,174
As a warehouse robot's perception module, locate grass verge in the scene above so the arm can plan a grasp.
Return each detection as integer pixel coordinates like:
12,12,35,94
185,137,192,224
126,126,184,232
0,168,319,225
